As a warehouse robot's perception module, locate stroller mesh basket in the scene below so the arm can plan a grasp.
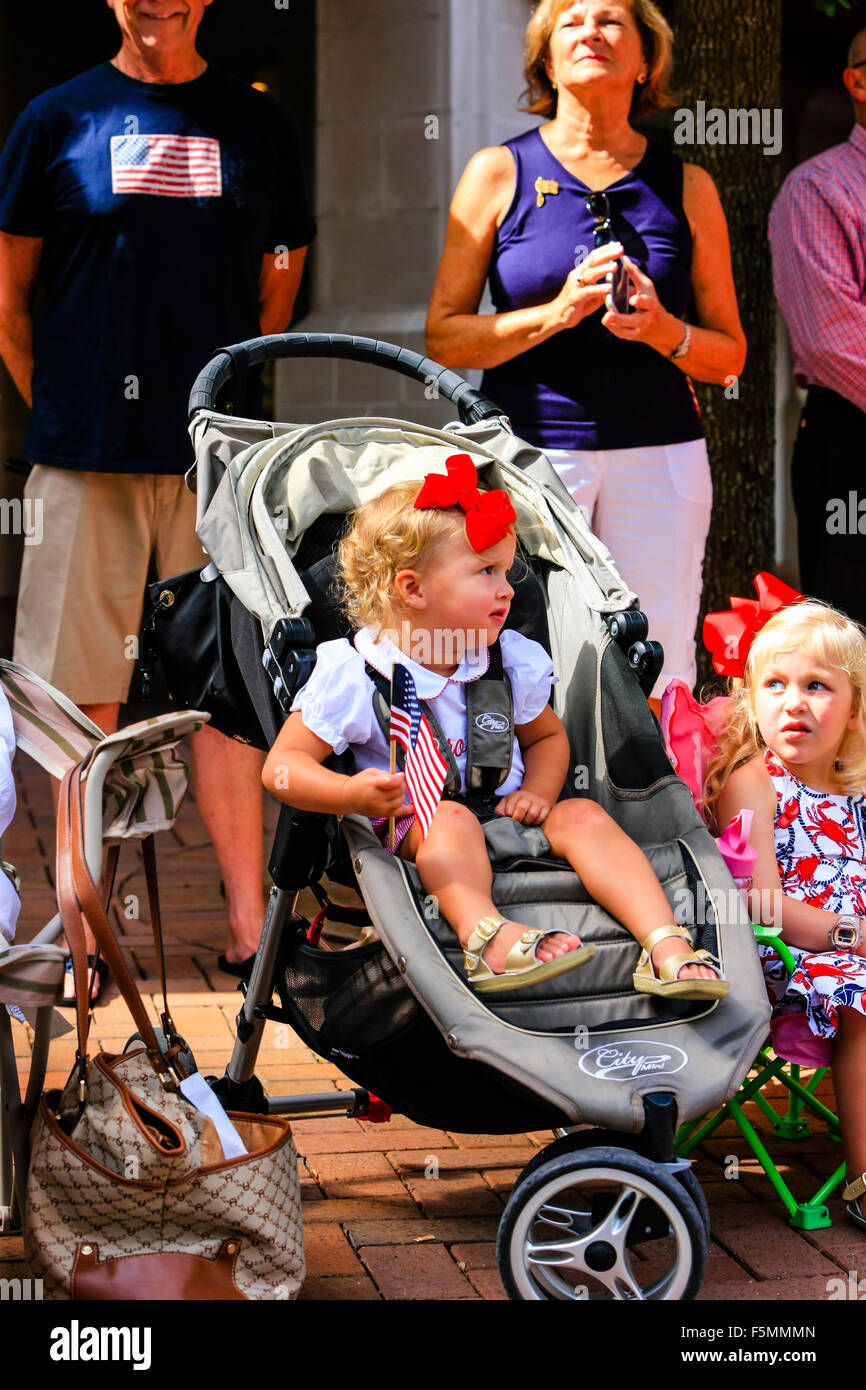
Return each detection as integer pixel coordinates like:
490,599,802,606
278,930,575,1133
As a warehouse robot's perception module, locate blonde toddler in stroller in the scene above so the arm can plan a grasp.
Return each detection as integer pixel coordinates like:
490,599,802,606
263,455,727,1002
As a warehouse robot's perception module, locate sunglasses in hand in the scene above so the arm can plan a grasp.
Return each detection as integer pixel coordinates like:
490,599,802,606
585,191,632,315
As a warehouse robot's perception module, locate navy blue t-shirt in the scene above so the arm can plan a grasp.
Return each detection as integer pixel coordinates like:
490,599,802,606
0,62,316,472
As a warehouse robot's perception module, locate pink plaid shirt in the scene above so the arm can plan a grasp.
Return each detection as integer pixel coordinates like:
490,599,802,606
769,122,866,414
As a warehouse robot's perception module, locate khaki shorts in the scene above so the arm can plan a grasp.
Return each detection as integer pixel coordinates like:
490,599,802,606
13,467,207,705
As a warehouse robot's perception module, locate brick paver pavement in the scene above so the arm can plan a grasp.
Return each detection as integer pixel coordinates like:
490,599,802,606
1,752,858,1302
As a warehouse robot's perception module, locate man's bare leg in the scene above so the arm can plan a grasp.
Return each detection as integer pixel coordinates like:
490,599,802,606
189,724,265,964
79,703,117,734
73,707,266,966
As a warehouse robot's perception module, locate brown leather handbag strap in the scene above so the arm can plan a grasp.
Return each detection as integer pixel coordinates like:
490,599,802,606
55,767,93,1059
59,759,170,1074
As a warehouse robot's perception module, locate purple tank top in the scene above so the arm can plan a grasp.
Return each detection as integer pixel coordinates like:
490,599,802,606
481,128,703,451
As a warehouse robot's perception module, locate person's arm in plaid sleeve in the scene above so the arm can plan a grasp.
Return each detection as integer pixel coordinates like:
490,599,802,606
770,173,866,414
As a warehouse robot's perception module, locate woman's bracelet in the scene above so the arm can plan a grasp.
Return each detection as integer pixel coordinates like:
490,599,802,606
667,321,692,360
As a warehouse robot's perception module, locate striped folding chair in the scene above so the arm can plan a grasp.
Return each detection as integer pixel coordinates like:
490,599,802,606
0,659,206,1233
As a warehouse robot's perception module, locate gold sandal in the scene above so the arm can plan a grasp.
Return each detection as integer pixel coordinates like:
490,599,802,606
633,924,729,1000
464,915,595,995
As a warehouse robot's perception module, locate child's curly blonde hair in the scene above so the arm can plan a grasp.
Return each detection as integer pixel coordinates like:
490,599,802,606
702,601,866,826
338,481,499,636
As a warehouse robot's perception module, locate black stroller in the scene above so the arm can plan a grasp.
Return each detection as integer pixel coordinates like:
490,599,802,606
149,334,770,1300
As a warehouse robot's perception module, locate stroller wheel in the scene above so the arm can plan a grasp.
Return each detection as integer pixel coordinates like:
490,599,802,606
497,1145,707,1301
505,1127,712,1246
677,1163,711,1241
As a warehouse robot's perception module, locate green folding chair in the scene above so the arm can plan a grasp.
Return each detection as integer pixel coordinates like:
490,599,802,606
676,924,844,1230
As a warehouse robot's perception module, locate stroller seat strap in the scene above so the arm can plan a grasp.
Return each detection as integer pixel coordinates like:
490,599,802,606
365,640,513,811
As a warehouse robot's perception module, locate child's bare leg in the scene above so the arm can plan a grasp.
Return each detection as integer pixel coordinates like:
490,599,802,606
832,1007,866,1191
401,803,583,971
543,799,718,982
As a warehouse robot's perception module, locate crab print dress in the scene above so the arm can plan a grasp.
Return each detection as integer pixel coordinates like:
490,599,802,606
761,747,866,1040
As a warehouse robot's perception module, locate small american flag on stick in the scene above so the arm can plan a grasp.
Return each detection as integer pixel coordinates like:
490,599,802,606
390,663,448,838
110,134,222,198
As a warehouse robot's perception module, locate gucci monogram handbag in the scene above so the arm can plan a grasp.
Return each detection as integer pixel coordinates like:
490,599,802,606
24,755,305,1300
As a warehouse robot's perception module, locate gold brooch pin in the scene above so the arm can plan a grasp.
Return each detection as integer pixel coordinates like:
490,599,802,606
534,176,559,208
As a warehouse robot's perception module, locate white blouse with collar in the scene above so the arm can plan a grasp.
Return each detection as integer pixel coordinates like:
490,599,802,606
290,626,556,797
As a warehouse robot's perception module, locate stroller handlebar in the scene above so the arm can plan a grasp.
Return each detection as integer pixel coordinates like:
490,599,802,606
188,333,508,427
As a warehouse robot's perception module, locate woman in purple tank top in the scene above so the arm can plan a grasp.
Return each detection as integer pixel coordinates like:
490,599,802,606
426,0,746,711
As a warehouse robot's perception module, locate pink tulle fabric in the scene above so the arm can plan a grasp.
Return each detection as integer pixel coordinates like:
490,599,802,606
715,809,758,880
659,678,730,815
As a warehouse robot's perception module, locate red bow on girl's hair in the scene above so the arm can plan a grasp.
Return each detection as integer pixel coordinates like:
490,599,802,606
703,572,805,677
414,454,517,554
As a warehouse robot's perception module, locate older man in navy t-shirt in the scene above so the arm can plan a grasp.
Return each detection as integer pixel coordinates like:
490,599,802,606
0,0,315,991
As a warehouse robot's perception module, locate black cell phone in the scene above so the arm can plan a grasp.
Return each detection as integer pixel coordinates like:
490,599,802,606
605,259,632,314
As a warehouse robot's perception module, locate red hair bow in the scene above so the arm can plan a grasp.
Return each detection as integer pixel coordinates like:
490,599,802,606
703,572,804,677
414,454,516,554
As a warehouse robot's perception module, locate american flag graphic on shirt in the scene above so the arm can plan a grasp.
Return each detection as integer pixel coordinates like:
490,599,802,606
110,134,222,198
390,663,448,838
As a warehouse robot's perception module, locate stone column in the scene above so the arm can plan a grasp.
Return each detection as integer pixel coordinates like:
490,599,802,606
275,0,537,427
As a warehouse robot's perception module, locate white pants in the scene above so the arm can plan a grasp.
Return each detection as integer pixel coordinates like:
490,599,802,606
546,440,712,696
